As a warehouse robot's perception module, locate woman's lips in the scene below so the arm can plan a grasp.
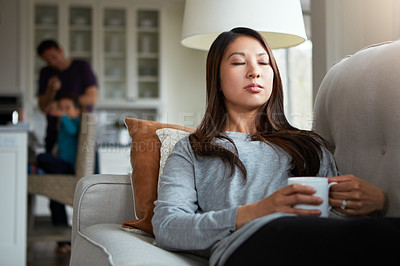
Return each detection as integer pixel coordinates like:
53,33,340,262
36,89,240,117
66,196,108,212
244,83,263,93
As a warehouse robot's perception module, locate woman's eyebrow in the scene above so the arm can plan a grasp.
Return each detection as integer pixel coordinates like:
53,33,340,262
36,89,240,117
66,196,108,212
228,52,268,58
228,52,245,58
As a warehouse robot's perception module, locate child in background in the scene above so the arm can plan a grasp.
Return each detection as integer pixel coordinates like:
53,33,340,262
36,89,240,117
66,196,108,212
36,94,81,254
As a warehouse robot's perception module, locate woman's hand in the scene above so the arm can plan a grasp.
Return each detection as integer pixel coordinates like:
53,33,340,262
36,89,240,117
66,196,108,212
236,184,323,229
328,175,385,216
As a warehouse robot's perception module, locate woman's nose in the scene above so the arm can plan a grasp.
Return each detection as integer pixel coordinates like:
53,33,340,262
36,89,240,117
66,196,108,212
248,72,261,78
247,64,261,79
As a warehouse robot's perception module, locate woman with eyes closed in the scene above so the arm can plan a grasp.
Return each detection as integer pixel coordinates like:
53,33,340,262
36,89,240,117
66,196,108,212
152,28,400,265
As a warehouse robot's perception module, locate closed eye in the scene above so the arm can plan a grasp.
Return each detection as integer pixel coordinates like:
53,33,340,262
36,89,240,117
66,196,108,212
259,62,270,65
232,62,245,65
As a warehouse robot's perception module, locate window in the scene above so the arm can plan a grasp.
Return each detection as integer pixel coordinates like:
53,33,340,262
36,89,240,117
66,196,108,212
273,0,312,130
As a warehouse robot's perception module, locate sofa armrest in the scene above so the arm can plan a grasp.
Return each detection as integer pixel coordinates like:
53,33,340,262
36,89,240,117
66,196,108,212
72,174,135,244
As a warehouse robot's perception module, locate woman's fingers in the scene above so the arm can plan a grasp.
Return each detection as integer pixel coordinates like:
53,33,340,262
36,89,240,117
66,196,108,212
329,191,353,200
272,184,323,216
328,175,385,215
287,192,323,206
329,198,362,215
291,208,322,216
282,183,316,195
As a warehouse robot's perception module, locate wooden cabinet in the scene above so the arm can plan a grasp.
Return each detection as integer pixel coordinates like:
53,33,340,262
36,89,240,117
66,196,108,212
30,0,161,111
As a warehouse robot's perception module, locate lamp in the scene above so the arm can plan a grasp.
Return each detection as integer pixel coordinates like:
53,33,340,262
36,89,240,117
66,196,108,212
181,0,307,50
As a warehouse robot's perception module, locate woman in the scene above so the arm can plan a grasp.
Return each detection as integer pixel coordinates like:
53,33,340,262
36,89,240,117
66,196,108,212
152,28,398,265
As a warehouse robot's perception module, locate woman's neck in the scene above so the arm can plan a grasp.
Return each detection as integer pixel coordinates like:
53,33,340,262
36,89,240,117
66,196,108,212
223,111,257,133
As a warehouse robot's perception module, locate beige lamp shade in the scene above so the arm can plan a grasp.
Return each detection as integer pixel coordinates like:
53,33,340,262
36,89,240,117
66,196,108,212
181,0,307,50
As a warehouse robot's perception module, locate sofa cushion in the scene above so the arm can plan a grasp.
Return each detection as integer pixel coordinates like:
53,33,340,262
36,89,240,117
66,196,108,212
122,118,194,235
156,128,190,181
71,223,207,266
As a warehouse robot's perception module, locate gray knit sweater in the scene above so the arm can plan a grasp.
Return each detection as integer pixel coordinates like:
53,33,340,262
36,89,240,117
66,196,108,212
152,132,338,265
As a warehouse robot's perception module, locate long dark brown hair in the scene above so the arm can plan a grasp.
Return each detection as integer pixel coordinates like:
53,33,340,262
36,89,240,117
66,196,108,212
189,27,326,179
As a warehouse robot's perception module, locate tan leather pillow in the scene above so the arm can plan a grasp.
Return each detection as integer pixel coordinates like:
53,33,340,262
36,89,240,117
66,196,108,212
122,118,194,235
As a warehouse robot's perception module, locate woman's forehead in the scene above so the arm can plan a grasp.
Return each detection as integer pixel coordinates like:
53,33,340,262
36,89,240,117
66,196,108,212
224,36,268,58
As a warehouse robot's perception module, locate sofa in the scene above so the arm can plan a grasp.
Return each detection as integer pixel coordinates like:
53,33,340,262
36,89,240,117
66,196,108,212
70,40,400,265
70,174,207,265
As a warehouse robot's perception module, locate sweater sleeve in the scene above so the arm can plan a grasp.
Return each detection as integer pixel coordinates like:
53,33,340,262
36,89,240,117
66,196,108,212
152,139,237,251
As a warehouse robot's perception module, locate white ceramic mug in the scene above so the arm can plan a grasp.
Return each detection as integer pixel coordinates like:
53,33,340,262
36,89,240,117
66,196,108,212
287,177,337,217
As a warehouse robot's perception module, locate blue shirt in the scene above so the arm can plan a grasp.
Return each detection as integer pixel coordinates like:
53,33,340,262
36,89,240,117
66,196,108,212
58,115,80,166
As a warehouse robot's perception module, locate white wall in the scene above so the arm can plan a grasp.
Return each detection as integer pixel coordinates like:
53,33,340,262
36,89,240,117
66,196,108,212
325,0,400,68
0,0,25,96
160,2,207,127
312,0,400,98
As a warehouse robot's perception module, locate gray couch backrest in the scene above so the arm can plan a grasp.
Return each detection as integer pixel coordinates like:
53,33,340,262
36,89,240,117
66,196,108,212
313,40,400,216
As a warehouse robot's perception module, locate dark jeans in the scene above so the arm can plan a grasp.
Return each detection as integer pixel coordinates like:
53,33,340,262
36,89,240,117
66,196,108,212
37,153,74,227
224,216,400,266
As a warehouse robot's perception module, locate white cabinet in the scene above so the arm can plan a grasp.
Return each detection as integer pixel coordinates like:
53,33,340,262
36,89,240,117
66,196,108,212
101,7,129,102
29,0,161,111
69,5,94,63
136,10,160,101
0,131,27,266
33,3,60,81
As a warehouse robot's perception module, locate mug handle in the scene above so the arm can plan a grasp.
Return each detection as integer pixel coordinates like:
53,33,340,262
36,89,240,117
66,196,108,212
328,182,338,211
328,181,338,189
